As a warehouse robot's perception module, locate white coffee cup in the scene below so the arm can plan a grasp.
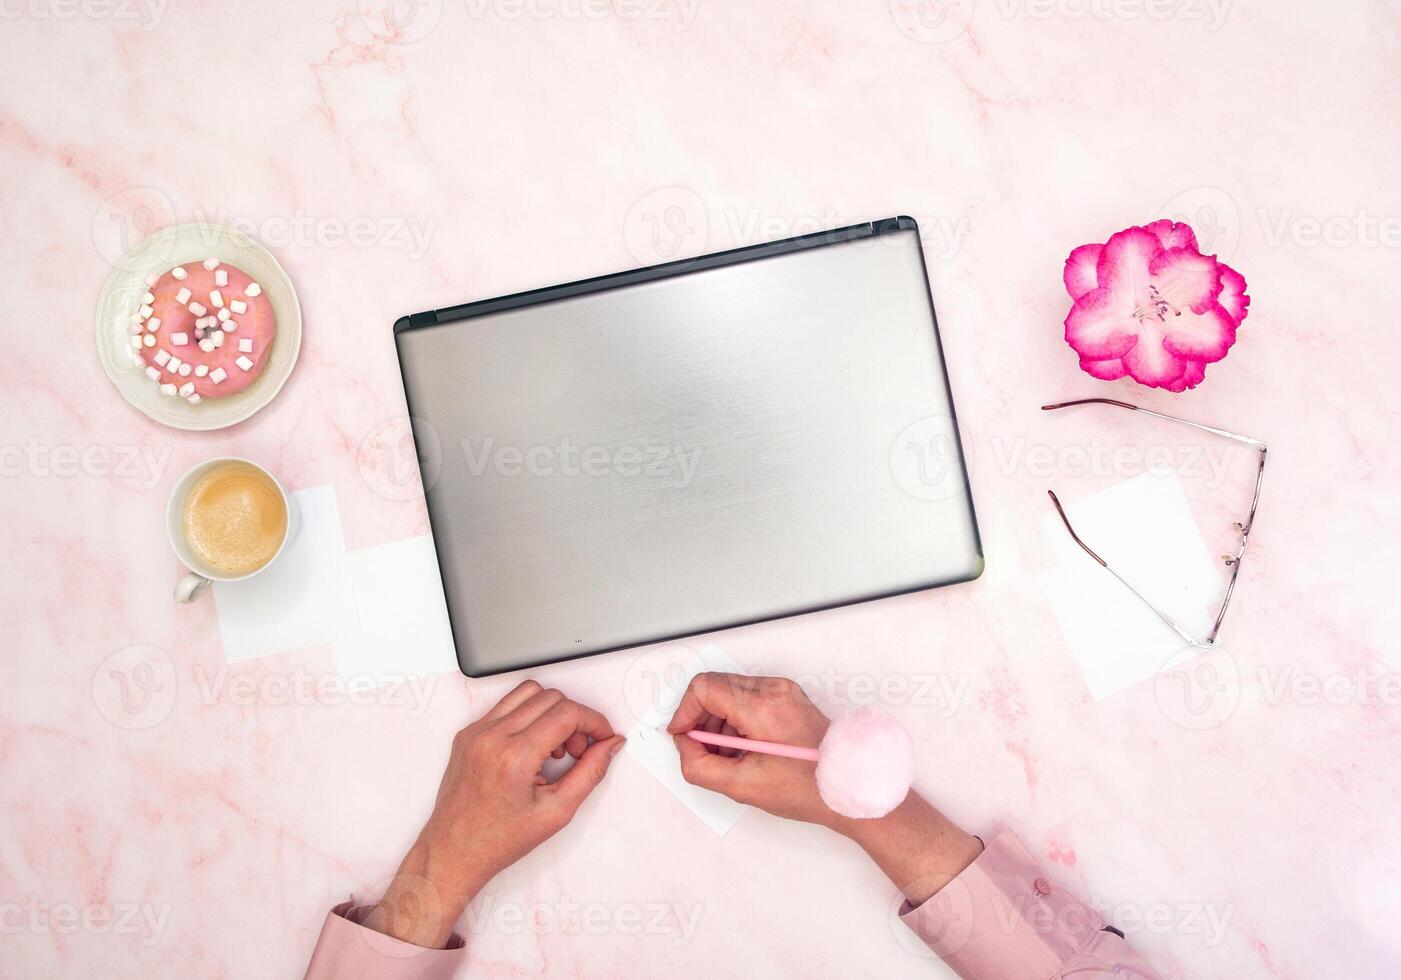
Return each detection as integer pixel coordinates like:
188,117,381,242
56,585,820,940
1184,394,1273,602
167,457,300,603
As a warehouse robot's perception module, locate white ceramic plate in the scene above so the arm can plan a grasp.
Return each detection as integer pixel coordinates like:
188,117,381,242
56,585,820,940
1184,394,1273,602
95,222,302,431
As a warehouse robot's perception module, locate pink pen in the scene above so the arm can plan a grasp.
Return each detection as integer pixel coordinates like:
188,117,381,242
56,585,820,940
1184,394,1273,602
685,729,819,761
680,708,916,820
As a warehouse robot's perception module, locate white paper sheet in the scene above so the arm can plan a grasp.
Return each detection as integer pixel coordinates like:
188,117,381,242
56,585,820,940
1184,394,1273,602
213,485,356,663
335,534,459,679
624,644,749,836
1038,470,1223,701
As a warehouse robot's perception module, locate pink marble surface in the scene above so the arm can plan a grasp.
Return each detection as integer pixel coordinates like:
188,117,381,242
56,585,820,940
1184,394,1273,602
3,2,1400,977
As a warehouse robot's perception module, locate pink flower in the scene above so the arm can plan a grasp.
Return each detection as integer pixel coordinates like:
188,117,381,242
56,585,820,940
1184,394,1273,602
1062,219,1249,392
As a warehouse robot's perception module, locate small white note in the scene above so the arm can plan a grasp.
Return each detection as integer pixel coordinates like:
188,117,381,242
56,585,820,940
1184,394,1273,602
1038,470,1224,701
624,644,748,836
334,534,459,679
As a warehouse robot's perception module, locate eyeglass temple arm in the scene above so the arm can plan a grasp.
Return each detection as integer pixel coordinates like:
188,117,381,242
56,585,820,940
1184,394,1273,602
1046,490,1107,567
1041,398,1268,450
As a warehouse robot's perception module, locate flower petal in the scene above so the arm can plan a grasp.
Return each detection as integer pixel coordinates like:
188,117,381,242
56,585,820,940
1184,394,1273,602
1122,321,1188,388
1079,356,1127,381
1063,243,1102,299
1096,227,1163,306
1161,301,1237,362
1161,361,1206,392
1218,263,1250,325
1149,247,1222,311
1144,219,1199,252
1065,287,1139,359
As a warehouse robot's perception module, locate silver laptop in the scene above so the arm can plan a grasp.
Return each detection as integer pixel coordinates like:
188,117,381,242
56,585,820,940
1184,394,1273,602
395,217,982,676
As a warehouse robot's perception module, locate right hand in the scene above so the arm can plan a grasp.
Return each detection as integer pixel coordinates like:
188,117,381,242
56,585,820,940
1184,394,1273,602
667,671,983,905
666,672,843,829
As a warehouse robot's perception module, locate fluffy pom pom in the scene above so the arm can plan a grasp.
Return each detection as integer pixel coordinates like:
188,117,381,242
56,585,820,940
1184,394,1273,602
814,707,914,819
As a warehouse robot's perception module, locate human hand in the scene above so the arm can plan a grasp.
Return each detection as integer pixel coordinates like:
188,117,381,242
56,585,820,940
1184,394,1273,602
665,671,981,904
665,672,843,829
365,680,625,948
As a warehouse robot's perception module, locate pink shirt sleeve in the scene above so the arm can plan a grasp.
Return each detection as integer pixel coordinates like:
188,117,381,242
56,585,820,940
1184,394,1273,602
303,901,466,980
899,831,1164,979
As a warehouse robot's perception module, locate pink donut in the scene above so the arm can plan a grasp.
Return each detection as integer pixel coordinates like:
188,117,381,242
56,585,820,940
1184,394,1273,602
129,260,276,402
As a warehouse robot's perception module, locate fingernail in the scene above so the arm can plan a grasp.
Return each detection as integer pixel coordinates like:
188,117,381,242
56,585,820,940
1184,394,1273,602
609,737,626,757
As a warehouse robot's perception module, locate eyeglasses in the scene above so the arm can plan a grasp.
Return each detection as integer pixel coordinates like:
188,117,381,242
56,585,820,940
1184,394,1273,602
1042,397,1267,649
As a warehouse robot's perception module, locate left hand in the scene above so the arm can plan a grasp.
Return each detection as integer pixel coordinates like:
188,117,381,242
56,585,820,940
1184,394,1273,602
364,680,625,948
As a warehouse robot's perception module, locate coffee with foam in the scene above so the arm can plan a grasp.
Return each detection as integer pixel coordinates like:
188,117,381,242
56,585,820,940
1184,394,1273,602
182,461,287,577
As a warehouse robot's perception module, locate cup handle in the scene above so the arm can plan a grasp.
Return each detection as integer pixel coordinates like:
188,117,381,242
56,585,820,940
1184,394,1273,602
175,573,212,603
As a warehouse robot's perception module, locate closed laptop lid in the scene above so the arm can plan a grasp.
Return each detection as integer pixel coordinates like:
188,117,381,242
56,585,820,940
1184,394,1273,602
396,218,982,676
